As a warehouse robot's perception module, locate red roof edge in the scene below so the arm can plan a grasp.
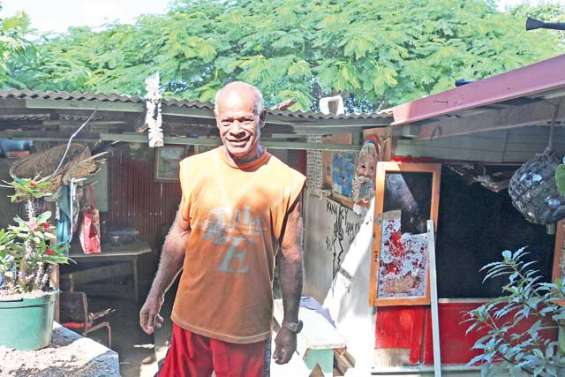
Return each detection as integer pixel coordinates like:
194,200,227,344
389,53,565,126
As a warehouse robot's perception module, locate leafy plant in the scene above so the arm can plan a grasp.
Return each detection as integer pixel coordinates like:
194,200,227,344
465,248,565,376
0,178,68,295
556,163,565,196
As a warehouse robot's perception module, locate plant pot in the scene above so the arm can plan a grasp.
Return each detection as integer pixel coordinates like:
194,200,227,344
0,290,57,350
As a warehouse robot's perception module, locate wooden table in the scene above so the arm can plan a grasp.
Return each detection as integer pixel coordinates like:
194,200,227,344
64,240,152,303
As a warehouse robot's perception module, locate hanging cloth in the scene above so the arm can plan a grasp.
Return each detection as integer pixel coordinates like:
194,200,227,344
56,185,72,255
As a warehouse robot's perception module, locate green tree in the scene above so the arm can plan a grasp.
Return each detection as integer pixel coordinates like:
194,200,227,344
0,8,32,87
511,1,565,47
7,0,565,111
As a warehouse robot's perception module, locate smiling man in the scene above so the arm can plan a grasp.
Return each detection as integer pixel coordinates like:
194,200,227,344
140,81,306,377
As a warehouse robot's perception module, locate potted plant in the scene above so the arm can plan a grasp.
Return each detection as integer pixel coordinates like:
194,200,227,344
0,177,69,350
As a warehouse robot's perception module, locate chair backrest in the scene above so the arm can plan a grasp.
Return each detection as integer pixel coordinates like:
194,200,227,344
60,291,88,323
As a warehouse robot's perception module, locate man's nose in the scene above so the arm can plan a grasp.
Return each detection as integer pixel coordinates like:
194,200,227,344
229,121,245,134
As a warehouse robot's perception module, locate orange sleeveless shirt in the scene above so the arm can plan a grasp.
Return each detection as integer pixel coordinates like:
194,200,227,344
171,147,306,344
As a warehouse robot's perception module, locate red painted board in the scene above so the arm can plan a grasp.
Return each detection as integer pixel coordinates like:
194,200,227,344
375,301,559,365
422,301,558,365
375,306,428,364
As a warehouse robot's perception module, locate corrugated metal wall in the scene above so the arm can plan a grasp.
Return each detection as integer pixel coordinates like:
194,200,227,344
107,146,181,252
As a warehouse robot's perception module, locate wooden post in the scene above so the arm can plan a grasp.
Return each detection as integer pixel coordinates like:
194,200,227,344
557,321,565,355
552,220,565,355
427,220,442,377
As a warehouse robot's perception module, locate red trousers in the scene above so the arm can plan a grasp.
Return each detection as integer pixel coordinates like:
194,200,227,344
157,323,271,377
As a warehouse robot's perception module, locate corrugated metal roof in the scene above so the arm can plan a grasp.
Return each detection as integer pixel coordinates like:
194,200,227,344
0,89,141,103
387,53,565,126
0,89,388,121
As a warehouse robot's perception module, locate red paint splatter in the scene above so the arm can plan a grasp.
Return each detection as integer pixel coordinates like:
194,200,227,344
389,231,405,257
385,263,400,274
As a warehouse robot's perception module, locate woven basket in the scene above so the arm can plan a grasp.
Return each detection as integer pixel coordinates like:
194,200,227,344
9,144,92,193
508,150,565,224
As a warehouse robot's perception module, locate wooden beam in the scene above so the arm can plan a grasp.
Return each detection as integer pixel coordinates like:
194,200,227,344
22,98,390,133
403,98,565,140
395,135,565,163
0,129,101,140
289,126,368,136
268,116,390,128
25,98,145,113
161,105,216,119
99,133,362,152
0,98,27,109
42,120,128,126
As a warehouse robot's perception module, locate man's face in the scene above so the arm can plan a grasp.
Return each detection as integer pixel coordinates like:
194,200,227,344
215,89,264,161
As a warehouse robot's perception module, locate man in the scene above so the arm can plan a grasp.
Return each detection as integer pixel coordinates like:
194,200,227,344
139,81,306,377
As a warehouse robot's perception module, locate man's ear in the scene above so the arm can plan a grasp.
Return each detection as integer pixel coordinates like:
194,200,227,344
259,110,267,128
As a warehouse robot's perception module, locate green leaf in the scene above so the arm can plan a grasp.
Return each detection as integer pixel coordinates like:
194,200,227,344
287,60,311,79
555,164,565,196
36,211,52,224
502,250,512,260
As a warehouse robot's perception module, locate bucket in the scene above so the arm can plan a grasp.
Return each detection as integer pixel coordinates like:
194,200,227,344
0,291,56,350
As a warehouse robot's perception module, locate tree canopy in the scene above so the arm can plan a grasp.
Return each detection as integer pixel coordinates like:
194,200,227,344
0,8,32,87
4,0,565,111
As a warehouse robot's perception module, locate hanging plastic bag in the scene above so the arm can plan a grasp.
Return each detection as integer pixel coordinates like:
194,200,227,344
79,207,101,254
79,185,101,254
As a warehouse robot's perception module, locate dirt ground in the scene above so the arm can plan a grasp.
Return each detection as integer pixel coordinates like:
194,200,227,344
87,285,175,377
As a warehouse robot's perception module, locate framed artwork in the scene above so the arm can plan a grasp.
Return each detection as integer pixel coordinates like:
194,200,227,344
154,146,192,182
369,162,441,306
320,134,356,208
331,151,356,207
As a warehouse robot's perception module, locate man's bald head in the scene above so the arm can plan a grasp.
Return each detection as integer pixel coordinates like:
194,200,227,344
214,81,266,162
214,81,264,116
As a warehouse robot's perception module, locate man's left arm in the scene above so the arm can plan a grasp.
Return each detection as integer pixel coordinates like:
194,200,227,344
273,193,304,365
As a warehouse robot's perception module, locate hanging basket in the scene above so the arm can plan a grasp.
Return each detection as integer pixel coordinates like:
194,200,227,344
508,150,565,224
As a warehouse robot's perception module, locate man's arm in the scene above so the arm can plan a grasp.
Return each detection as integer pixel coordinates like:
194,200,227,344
139,207,190,334
273,194,304,364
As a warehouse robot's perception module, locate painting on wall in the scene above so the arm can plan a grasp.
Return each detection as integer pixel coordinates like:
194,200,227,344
332,152,356,203
319,134,357,208
154,145,193,182
369,162,441,306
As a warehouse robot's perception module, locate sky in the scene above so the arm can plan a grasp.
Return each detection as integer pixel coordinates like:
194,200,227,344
0,0,563,34
0,0,171,33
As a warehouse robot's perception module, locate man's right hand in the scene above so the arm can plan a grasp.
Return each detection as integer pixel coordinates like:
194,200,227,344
139,292,165,335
